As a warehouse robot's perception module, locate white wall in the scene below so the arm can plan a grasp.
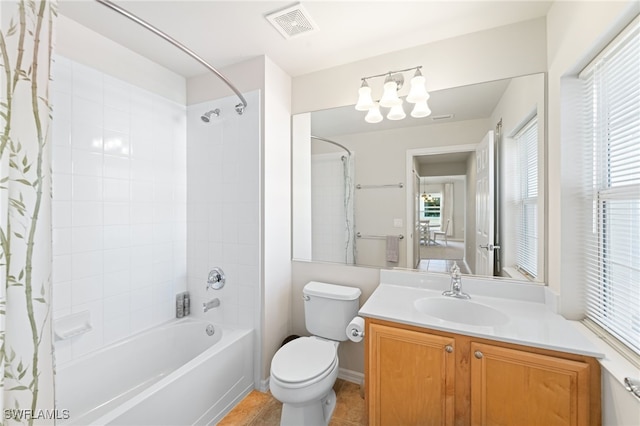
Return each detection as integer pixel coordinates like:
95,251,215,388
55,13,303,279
546,1,640,422
293,17,546,114
261,56,293,386
56,15,185,105
51,55,187,363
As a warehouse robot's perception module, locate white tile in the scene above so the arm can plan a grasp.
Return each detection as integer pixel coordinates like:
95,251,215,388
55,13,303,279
104,77,131,112
52,173,72,201
54,340,73,365
130,202,153,225
152,243,173,264
72,62,103,104
72,201,103,227
53,281,72,311
104,202,130,225
71,276,103,305
131,181,153,203
52,254,72,284
130,285,153,310
103,155,130,179
104,130,130,157
72,226,103,253
52,56,72,93
104,178,130,202
53,227,72,256
130,159,153,181
52,145,72,174
103,225,131,249
103,315,131,345
72,150,103,177
72,96,103,128
104,106,130,134
72,251,104,280
72,175,102,201
131,224,153,246
52,201,72,229
152,262,173,285
103,248,131,274
104,293,131,321
103,268,130,297
152,223,173,243
130,306,154,334
71,122,103,152
130,264,153,290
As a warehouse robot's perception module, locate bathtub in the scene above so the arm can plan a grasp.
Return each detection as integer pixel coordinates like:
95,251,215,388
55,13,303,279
56,318,254,425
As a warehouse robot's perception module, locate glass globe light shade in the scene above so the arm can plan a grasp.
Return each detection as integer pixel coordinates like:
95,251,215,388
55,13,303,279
379,79,402,108
387,104,406,121
411,101,432,118
365,103,383,123
355,82,375,111
407,70,430,104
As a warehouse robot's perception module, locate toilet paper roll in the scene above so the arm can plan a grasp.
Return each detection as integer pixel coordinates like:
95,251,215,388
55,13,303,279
346,316,365,342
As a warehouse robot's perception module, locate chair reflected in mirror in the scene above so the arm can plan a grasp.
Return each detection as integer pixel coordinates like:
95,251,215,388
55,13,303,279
431,219,450,247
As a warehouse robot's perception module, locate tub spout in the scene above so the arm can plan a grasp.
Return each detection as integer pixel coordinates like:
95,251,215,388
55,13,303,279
203,298,220,313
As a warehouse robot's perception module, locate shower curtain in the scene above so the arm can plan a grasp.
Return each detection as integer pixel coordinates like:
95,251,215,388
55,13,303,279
1,1,56,424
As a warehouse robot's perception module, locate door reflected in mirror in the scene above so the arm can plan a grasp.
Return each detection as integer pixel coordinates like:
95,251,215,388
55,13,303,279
292,73,545,283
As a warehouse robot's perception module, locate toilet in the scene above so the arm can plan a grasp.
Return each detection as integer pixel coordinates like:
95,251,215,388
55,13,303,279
270,281,361,426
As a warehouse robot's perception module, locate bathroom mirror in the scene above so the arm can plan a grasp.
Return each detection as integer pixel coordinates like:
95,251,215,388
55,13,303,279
292,73,545,283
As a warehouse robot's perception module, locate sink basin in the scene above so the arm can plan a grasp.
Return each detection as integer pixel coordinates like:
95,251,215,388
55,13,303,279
414,297,509,327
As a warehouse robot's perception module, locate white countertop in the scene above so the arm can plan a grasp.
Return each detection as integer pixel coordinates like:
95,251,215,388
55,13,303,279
359,282,605,358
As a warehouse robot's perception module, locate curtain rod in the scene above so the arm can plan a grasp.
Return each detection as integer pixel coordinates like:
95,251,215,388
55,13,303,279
311,135,352,156
94,0,248,115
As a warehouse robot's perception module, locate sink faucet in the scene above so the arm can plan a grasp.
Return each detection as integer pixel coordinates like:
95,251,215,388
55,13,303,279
443,262,471,299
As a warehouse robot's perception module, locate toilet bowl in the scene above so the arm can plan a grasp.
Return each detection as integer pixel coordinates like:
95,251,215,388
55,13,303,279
269,282,361,426
270,337,339,425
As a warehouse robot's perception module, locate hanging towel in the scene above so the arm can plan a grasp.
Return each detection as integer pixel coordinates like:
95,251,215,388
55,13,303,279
386,235,400,263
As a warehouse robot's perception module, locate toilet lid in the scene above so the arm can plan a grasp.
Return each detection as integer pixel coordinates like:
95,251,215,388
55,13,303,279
271,337,337,384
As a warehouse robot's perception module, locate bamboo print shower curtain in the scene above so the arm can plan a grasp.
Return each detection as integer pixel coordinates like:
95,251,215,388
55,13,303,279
0,1,56,425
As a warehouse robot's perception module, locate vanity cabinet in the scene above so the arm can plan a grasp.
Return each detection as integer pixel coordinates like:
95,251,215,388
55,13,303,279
365,318,601,426
367,322,456,426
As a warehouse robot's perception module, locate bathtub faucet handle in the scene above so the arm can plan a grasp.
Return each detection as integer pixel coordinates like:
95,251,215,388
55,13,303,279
207,267,226,290
203,298,221,313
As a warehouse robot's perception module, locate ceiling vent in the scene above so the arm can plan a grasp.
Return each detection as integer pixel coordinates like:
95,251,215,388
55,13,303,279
431,114,455,121
265,3,318,39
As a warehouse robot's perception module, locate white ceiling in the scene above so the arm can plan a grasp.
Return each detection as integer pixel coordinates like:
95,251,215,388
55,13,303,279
58,0,553,78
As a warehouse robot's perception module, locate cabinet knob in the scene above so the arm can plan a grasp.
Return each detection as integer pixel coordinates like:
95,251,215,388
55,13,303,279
474,350,483,359
445,345,453,353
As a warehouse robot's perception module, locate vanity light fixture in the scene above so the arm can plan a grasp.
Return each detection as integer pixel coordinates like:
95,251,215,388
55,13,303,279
356,66,431,123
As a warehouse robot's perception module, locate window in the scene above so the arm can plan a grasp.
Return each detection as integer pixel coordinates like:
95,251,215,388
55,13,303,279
421,193,441,226
514,117,538,278
581,18,640,358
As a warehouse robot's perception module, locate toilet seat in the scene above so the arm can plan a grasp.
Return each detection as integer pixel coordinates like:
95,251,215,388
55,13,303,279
271,337,337,387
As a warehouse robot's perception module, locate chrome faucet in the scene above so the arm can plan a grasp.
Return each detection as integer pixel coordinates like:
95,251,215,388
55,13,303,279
443,262,471,299
203,298,220,313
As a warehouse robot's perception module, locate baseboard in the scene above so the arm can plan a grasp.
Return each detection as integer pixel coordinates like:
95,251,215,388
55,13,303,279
338,367,364,385
258,376,270,392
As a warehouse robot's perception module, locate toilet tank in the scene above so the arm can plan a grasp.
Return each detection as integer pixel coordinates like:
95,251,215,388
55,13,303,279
303,281,361,341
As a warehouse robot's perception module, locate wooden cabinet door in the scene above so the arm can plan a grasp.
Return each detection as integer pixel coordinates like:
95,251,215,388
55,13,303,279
368,323,455,426
470,342,591,426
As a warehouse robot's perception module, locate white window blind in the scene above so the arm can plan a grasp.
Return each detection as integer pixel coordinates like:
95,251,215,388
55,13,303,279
581,18,640,357
515,117,538,278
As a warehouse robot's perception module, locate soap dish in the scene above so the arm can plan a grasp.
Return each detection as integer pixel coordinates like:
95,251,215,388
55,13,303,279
54,311,92,341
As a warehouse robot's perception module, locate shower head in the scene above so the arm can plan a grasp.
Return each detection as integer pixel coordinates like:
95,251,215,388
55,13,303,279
201,108,220,122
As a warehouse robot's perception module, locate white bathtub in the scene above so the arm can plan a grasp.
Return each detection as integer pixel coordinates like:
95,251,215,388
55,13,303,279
56,318,254,425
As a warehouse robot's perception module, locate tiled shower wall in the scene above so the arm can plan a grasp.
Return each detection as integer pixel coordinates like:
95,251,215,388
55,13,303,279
186,92,260,330
51,56,187,363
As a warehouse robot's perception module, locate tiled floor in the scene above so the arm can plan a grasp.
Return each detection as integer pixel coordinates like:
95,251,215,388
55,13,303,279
218,379,366,426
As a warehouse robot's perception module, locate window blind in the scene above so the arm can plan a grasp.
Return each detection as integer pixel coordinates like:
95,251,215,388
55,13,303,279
515,117,538,277
581,18,640,357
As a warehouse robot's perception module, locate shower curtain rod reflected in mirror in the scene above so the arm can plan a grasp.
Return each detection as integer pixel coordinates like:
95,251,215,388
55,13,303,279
94,0,248,114
311,135,352,156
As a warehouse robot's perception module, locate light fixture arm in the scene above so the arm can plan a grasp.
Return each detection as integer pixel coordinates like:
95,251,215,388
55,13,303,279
359,65,422,82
